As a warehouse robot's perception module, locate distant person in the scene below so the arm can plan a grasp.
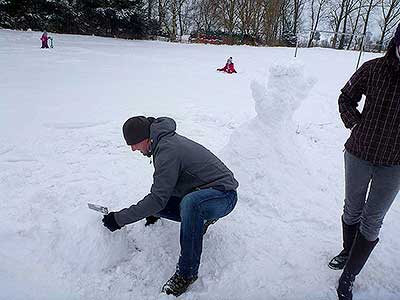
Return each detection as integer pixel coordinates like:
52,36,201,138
329,23,400,300
217,56,237,74
101,116,239,297
40,31,49,49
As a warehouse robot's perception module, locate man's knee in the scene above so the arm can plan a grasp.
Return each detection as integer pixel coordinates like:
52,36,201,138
179,195,198,216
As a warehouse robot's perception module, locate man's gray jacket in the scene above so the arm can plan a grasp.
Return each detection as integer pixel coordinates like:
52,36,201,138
114,117,239,226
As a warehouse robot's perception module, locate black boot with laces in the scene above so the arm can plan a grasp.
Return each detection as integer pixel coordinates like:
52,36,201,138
161,272,198,297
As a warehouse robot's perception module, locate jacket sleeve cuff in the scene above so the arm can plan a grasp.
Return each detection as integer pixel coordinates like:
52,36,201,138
113,212,125,227
340,112,361,129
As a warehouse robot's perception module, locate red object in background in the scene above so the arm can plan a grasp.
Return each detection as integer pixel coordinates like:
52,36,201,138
40,34,49,48
217,63,237,74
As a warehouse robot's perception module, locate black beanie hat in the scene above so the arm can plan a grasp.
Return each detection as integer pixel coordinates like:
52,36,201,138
395,23,400,46
122,116,154,145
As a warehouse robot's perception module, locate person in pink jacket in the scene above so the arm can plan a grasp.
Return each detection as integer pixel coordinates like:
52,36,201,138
40,31,49,49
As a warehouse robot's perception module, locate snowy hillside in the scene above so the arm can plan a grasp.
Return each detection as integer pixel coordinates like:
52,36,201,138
1,29,399,300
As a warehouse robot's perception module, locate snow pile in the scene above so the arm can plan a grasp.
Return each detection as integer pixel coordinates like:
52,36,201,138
53,209,130,273
2,210,129,300
1,29,400,300
225,62,319,210
218,63,342,298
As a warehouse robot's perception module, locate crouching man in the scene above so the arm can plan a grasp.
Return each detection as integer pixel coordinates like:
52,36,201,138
102,116,238,296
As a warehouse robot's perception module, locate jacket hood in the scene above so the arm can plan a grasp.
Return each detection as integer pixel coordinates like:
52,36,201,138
150,117,176,152
384,39,400,72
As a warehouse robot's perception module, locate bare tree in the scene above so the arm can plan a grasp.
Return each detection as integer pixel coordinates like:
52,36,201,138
345,0,363,49
264,0,284,44
190,0,219,33
280,0,294,37
327,0,364,48
156,0,188,39
170,0,178,39
237,0,254,36
358,0,380,49
308,0,329,47
158,0,171,35
337,0,361,49
148,0,392,50
250,0,265,41
328,0,348,47
237,0,264,42
293,0,307,35
215,0,239,39
377,0,400,51
177,0,195,36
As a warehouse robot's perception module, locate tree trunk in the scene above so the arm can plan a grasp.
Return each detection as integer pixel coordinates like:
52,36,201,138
346,1,362,50
338,6,349,49
360,0,376,50
308,0,323,47
332,0,347,48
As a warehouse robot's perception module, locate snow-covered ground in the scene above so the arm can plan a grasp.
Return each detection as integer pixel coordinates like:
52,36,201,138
1,29,399,300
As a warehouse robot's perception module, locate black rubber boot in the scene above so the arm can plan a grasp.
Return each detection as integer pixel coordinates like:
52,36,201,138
161,272,198,297
337,232,378,300
337,271,355,300
329,217,359,270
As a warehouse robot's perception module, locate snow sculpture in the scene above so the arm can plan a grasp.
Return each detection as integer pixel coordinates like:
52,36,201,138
252,63,315,130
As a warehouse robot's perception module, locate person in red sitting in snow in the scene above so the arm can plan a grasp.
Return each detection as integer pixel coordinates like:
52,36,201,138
217,57,237,74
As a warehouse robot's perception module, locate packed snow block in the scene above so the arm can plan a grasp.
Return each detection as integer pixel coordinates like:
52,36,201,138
54,208,129,273
252,62,315,127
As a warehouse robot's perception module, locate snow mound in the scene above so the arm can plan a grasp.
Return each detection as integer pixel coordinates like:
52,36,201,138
225,63,317,205
53,209,130,273
216,63,342,299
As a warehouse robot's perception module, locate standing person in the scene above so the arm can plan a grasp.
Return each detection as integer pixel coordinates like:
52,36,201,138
329,24,400,300
102,116,239,297
40,31,49,49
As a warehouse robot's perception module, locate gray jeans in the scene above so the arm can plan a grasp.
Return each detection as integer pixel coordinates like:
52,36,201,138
343,151,400,241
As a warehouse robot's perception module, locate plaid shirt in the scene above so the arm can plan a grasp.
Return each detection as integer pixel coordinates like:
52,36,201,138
338,44,400,165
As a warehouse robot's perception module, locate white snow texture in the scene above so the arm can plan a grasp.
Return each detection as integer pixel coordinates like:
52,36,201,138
1,29,399,300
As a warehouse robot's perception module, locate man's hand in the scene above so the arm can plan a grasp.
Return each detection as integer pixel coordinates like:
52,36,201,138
102,212,122,232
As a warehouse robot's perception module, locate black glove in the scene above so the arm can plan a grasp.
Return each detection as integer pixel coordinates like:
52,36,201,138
102,212,122,232
145,216,160,226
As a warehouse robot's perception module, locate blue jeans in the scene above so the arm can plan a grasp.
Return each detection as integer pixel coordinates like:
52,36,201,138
157,188,237,279
343,151,400,241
